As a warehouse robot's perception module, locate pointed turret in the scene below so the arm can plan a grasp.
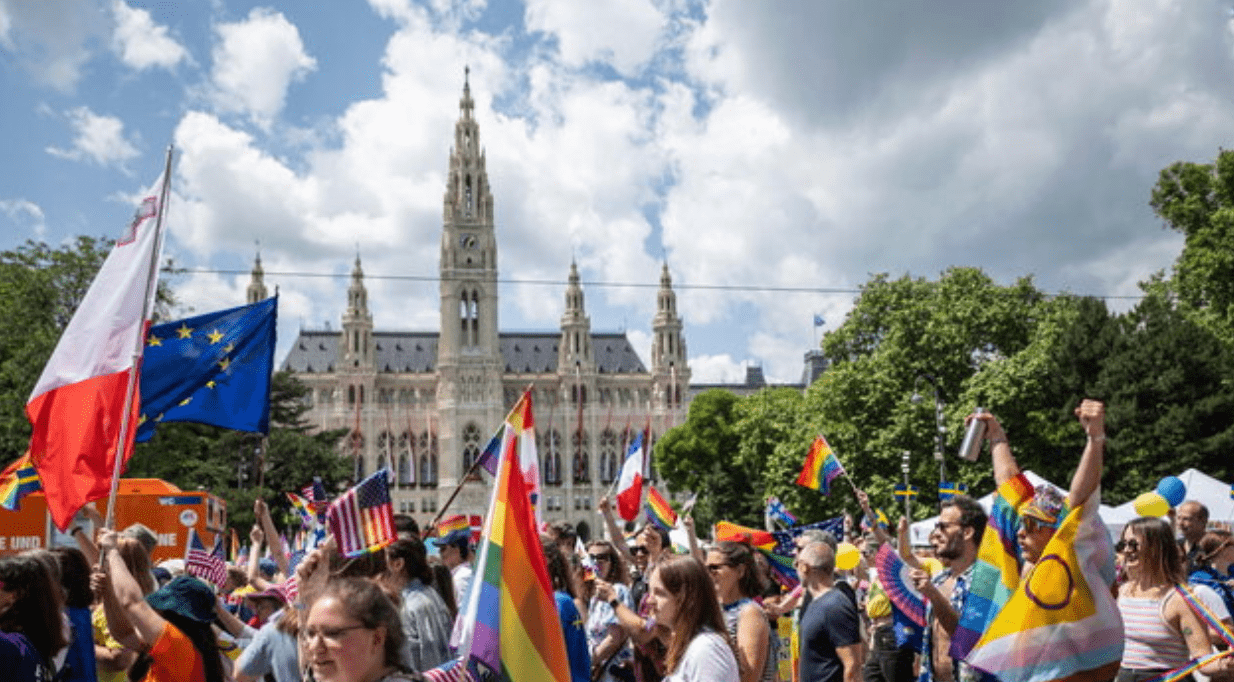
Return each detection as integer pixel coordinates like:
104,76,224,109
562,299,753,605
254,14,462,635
559,260,594,371
651,262,689,407
246,251,268,304
341,253,374,369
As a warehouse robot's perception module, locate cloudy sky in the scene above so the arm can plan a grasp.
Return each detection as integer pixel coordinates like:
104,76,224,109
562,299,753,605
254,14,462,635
1,0,1230,383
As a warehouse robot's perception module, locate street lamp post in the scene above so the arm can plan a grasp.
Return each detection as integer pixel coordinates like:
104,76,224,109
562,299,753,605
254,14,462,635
912,374,947,509
900,450,912,520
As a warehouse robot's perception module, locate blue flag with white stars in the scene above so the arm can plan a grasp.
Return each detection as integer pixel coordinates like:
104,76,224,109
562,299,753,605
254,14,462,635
136,296,277,442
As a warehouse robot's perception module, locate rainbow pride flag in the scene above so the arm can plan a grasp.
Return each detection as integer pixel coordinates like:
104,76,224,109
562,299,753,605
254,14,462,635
0,452,42,511
795,435,845,495
644,486,677,531
458,403,570,681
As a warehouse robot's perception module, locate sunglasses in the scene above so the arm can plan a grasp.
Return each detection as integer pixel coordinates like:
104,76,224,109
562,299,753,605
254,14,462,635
631,546,650,556
933,521,962,533
1115,538,1139,554
588,553,613,563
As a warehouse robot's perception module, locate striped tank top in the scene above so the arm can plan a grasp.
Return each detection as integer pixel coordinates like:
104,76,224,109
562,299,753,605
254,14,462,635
1119,594,1191,670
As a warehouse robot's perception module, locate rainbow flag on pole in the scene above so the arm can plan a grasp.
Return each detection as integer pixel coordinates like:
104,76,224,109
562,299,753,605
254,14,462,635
644,486,677,531
0,452,42,511
796,435,844,495
457,392,570,682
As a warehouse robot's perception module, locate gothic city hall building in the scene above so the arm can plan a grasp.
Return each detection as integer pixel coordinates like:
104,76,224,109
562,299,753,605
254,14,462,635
264,75,691,536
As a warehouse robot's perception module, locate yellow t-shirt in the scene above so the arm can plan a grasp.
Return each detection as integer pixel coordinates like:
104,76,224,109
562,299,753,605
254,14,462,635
92,606,128,682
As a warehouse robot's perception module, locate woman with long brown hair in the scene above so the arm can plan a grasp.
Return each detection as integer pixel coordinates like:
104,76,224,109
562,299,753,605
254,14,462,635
1116,517,1234,682
647,556,739,682
708,541,774,682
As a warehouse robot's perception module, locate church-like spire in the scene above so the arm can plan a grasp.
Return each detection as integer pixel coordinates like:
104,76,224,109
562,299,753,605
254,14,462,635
651,261,687,376
559,259,593,371
341,253,373,369
443,67,491,225
246,250,268,304
347,253,368,314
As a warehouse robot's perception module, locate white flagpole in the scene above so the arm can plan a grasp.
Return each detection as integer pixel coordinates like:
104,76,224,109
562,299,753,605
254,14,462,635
103,145,173,531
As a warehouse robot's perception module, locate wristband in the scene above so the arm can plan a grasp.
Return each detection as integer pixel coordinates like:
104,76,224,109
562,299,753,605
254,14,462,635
1088,435,1106,443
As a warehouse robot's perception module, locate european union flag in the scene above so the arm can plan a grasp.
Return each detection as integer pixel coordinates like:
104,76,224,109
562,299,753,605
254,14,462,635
136,296,277,442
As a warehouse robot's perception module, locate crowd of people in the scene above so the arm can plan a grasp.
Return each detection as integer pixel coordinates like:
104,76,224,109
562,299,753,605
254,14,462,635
2,398,1234,682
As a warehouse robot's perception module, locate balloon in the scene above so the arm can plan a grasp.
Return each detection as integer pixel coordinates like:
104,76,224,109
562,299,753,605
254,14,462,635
835,542,861,571
1134,491,1170,517
1156,476,1186,508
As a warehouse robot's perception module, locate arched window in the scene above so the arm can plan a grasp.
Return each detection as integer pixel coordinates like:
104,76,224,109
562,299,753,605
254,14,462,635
461,423,482,481
419,453,430,487
430,433,439,486
398,432,413,486
354,453,366,481
348,386,356,405
599,429,618,484
543,429,563,486
572,430,590,484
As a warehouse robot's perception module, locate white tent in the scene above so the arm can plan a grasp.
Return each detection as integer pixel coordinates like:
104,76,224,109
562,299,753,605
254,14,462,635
1105,468,1234,537
908,470,1057,546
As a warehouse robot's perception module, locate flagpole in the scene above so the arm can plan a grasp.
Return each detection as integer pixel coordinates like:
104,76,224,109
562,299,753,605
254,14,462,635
104,145,173,532
428,383,534,532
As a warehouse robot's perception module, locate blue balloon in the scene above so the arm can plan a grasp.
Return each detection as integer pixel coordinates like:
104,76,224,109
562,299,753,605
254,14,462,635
1157,476,1186,508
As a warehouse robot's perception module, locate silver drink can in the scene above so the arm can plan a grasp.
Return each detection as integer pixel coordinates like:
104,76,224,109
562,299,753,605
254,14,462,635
959,407,986,461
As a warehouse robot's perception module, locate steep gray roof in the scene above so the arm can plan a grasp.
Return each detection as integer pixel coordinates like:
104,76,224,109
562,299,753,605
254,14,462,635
282,330,647,374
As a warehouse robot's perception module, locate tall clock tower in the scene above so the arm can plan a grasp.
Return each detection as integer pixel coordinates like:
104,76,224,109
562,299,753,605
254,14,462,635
437,69,503,496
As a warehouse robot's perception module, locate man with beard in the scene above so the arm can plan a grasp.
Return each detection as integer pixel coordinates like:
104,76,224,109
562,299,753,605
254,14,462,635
1178,500,1210,576
914,495,987,682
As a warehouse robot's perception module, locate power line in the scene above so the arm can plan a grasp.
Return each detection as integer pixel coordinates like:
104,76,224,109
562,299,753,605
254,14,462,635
169,267,1147,300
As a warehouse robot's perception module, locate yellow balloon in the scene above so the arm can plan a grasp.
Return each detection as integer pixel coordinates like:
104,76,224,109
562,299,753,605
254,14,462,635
835,542,861,571
1134,491,1170,517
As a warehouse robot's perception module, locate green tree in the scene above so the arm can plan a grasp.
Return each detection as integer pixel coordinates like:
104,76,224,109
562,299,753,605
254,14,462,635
1151,150,1234,345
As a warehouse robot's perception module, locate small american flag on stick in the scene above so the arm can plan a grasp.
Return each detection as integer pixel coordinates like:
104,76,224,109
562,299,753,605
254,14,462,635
185,528,227,587
327,469,395,557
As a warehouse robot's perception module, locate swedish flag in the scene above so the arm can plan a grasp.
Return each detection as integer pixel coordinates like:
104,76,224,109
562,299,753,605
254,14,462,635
136,296,277,442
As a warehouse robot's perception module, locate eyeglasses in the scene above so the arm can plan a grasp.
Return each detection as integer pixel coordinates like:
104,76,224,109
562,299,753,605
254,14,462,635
933,521,962,533
631,546,649,556
1115,539,1139,554
588,554,613,563
706,562,732,574
303,624,369,646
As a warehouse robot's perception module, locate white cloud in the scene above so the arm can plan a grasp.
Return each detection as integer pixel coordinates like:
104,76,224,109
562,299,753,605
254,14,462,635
208,8,317,127
45,106,140,167
688,353,746,384
524,0,664,76
110,0,187,71
0,0,100,91
0,199,46,239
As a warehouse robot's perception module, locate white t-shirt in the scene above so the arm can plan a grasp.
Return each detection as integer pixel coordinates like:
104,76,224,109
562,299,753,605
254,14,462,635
452,562,474,608
664,629,739,682
1192,583,1232,621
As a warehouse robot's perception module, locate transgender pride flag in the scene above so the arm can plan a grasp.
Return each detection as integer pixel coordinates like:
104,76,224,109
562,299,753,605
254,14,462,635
796,435,845,495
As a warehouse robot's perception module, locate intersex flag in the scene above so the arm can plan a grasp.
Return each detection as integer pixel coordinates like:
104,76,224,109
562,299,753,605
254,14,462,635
326,469,396,557
0,452,42,511
644,486,677,531
136,296,277,441
965,493,1123,682
614,431,645,521
26,170,167,530
457,399,570,681
796,435,844,495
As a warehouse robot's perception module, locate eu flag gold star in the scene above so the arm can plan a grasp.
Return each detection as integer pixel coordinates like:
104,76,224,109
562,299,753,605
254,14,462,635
179,397,192,406
207,329,224,344
176,324,193,339
218,357,231,371
206,380,216,389
146,335,162,347
223,343,235,354
138,414,147,425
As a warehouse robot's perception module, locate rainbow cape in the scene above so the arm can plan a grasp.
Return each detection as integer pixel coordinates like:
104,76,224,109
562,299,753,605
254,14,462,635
965,490,1123,682
0,452,42,511
457,403,570,682
795,435,844,495
644,485,677,531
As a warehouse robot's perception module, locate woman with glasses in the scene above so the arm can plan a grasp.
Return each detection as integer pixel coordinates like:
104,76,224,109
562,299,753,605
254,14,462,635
586,541,634,682
708,542,775,682
1115,517,1234,682
302,577,421,682
648,556,739,682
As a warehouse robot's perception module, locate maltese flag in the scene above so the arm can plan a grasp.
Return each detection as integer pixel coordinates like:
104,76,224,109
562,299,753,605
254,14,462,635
614,431,645,521
25,170,167,530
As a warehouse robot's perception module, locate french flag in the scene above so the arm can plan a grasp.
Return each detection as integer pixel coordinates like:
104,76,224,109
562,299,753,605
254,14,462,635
614,431,645,522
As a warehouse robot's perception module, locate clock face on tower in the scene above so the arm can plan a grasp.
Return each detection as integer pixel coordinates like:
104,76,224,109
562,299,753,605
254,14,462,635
459,234,478,250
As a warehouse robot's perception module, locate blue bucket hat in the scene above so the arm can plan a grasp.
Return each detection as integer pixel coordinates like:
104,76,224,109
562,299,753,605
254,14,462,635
145,575,216,624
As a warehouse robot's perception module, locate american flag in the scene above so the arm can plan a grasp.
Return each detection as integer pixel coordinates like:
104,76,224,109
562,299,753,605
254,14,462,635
326,469,395,557
185,528,227,587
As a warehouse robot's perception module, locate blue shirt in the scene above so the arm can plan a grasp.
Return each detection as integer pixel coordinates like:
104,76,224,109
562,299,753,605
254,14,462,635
556,591,592,682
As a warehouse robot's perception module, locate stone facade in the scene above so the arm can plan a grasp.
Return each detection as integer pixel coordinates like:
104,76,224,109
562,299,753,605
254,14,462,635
274,74,690,536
